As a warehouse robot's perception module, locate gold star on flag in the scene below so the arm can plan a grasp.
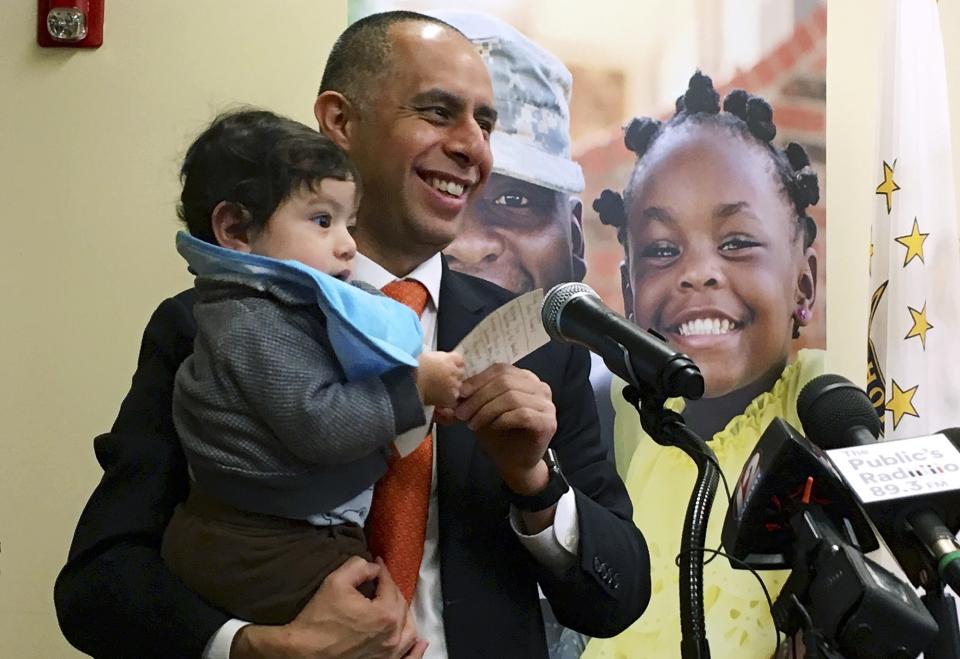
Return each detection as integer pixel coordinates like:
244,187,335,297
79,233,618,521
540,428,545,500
894,218,929,266
885,380,920,429
876,160,900,214
904,303,934,349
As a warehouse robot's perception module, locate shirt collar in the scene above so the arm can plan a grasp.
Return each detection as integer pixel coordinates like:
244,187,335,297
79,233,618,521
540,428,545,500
352,252,443,310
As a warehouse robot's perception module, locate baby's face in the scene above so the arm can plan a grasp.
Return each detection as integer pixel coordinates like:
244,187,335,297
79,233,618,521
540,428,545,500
624,126,814,398
249,179,358,280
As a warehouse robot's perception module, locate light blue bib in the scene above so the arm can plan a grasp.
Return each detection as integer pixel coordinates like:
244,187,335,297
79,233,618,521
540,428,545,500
176,232,423,381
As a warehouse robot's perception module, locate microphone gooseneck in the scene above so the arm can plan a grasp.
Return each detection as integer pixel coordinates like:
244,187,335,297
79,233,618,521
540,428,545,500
543,282,716,658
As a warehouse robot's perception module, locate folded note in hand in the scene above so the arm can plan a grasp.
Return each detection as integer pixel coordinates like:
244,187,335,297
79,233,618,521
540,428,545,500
455,288,551,378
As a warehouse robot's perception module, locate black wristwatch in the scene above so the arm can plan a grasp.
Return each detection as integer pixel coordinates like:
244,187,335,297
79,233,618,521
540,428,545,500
505,448,570,512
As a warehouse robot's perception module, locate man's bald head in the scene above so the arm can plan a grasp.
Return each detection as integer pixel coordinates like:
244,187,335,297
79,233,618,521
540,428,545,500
318,11,466,112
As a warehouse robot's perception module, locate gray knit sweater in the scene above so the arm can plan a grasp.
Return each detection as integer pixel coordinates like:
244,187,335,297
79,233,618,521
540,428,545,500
173,273,426,521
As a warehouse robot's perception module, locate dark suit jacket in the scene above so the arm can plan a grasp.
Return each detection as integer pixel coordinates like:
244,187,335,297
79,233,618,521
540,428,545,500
54,264,650,658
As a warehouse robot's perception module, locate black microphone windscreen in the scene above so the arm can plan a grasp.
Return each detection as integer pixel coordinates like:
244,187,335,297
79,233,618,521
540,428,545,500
541,282,595,341
797,374,882,448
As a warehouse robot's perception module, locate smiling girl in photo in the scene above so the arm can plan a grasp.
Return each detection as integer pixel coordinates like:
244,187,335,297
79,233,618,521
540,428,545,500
583,72,823,659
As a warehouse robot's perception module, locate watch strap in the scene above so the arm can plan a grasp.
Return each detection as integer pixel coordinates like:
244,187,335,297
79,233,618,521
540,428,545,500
505,448,570,512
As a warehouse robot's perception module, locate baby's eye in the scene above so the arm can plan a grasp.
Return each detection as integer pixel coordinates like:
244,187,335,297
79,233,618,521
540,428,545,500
311,213,332,228
720,236,761,252
493,192,529,208
640,241,679,259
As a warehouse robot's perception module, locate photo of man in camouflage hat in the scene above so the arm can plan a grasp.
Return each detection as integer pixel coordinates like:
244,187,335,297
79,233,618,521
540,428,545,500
430,10,587,296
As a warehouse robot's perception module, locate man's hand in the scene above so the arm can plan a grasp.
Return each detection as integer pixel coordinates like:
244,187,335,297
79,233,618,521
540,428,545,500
452,363,557,497
231,557,426,659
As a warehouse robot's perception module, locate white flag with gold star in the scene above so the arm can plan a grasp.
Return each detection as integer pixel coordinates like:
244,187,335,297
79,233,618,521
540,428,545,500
868,0,960,439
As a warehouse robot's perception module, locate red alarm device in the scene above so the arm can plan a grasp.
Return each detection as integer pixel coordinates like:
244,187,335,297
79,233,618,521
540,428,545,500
37,0,104,49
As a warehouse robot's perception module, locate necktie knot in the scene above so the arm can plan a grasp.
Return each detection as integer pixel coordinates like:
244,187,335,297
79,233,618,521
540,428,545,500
381,279,429,317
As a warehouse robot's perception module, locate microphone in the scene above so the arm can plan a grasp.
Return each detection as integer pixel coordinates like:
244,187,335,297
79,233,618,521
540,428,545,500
541,282,704,400
722,417,878,569
722,416,935,658
797,373,883,449
798,374,960,593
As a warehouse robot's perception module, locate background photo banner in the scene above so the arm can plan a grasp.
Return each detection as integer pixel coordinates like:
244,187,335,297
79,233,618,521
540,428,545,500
350,2,827,658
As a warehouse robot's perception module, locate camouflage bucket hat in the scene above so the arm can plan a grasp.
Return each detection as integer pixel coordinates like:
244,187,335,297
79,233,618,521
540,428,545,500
426,10,585,195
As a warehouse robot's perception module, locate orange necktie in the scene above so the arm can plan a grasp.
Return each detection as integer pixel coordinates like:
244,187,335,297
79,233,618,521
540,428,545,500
366,279,433,602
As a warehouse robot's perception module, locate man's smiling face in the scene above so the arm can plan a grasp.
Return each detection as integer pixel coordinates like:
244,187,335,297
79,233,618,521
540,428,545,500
347,21,496,265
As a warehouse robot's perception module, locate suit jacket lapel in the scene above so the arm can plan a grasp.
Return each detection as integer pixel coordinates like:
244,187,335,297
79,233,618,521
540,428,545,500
435,260,488,496
435,262,486,352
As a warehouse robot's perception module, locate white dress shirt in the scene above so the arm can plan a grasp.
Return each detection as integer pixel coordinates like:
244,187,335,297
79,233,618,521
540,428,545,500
204,252,580,658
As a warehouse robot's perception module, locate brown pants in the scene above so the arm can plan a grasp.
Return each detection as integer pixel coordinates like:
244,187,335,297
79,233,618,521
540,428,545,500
161,486,372,625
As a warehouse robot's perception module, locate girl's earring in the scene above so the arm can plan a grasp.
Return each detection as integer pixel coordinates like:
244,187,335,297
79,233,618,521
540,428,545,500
792,307,810,339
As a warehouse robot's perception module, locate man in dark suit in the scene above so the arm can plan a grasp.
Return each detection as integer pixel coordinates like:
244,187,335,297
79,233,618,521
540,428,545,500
54,11,650,659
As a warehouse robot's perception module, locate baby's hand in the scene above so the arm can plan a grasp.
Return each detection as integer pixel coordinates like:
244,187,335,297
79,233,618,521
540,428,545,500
416,351,465,408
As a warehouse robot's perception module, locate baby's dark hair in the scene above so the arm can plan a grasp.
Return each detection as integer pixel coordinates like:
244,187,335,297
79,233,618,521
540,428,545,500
594,71,819,251
178,109,360,244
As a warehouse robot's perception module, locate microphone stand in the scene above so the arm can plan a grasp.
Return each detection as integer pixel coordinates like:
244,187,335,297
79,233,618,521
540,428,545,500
623,384,719,659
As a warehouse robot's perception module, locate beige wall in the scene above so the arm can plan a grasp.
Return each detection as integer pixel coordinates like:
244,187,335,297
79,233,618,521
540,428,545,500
0,2,347,656
2,1,960,657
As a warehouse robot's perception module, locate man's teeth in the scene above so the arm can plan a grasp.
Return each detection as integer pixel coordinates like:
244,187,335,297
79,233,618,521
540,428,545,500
429,177,465,197
677,318,737,336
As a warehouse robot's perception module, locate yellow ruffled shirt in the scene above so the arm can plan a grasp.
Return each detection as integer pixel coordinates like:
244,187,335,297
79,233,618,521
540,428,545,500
583,349,825,659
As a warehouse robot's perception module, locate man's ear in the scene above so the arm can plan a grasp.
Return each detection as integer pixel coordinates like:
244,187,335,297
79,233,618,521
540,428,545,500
314,91,357,153
569,197,586,282
211,201,254,252
620,260,634,322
